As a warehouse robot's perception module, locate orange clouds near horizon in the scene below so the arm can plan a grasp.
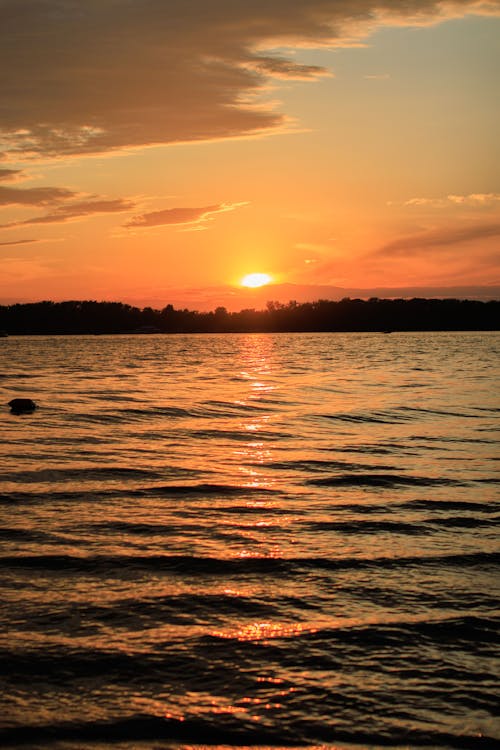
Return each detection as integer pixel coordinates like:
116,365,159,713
0,1,499,304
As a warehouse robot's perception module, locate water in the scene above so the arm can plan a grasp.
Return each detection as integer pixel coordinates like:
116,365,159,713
0,332,498,750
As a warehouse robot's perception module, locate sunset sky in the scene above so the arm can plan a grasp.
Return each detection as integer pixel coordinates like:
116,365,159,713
1,0,499,310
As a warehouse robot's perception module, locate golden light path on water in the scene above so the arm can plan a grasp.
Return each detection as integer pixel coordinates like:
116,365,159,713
208,334,359,654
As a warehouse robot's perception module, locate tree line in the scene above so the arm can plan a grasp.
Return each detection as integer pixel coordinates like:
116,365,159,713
0,298,498,334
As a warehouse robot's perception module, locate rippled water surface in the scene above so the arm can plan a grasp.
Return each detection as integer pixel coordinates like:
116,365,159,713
0,332,499,750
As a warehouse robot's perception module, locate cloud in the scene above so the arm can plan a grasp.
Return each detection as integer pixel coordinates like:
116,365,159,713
0,238,39,246
447,193,500,205
244,56,331,80
0,168,24,182
403,193,500,207
125,202,248,229
1,1,498,158
0,167,82,206
373,222,500,257
0,165,136,227
0,185,77,206
0,199,135,228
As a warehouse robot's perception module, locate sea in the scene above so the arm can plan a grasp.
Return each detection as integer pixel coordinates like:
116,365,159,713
0,332,499,750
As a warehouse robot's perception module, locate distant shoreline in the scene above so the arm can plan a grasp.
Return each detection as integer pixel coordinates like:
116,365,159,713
1,297,499,335
2,330,499,337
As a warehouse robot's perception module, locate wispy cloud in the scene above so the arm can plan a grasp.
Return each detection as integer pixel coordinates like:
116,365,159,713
125,202,248,229
1,1,497,158
1,199,135,228
402,193,500,208
0,168,25,183
0,238,40,247
0,164,136,227
244,56,332,80
373,222,500,257
0,185,78,207
447,193,500,205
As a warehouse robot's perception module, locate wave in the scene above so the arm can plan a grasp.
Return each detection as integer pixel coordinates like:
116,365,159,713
400,498,500,513
0,481,279,504
200,613,500,648
306,519,431,535
0,466,164,483
425,515,499,528
4,592,292,636
188,428,292,441
408,434,498,445
311,498,499,515
2,550,497,574
306,512,498,532
199,399,271,413
398,405,482,418
332,442,413,455
1,615,498,748
0,371,40,379
0,716,299,749
119,405,195,419
307,473,465,487
317,410,412,424
0,715,497,750
268,458,398,473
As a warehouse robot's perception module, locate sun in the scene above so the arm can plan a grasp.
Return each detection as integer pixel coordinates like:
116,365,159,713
241,273,272,288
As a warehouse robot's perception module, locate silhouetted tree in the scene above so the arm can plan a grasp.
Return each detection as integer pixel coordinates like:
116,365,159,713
0,298,498,335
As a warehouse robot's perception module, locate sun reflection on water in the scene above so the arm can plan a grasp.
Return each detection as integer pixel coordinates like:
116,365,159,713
231,336,278,493
210,620,317,642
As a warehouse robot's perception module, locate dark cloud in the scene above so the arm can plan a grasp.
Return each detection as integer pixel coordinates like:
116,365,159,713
0,185,77,206
0,238,39,246
1,0,497,158
373,223,500,257
1,199,135,227
0,168,23,182
125,202,246,228
247,56,330,80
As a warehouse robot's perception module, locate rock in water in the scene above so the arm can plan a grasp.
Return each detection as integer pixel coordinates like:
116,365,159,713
8,398,37,413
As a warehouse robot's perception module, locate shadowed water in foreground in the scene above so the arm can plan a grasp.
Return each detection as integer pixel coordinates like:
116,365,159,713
0,332,499,749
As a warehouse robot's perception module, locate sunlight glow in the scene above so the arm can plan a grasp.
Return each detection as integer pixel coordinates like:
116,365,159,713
241,273,272,288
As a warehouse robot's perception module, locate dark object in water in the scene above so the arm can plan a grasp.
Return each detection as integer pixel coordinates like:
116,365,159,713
8,398,37,413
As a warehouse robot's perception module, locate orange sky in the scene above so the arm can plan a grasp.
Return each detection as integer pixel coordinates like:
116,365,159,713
1,1,499,310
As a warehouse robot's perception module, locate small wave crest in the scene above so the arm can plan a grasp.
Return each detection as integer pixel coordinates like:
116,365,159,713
307,473,465,488
2,550,497,575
